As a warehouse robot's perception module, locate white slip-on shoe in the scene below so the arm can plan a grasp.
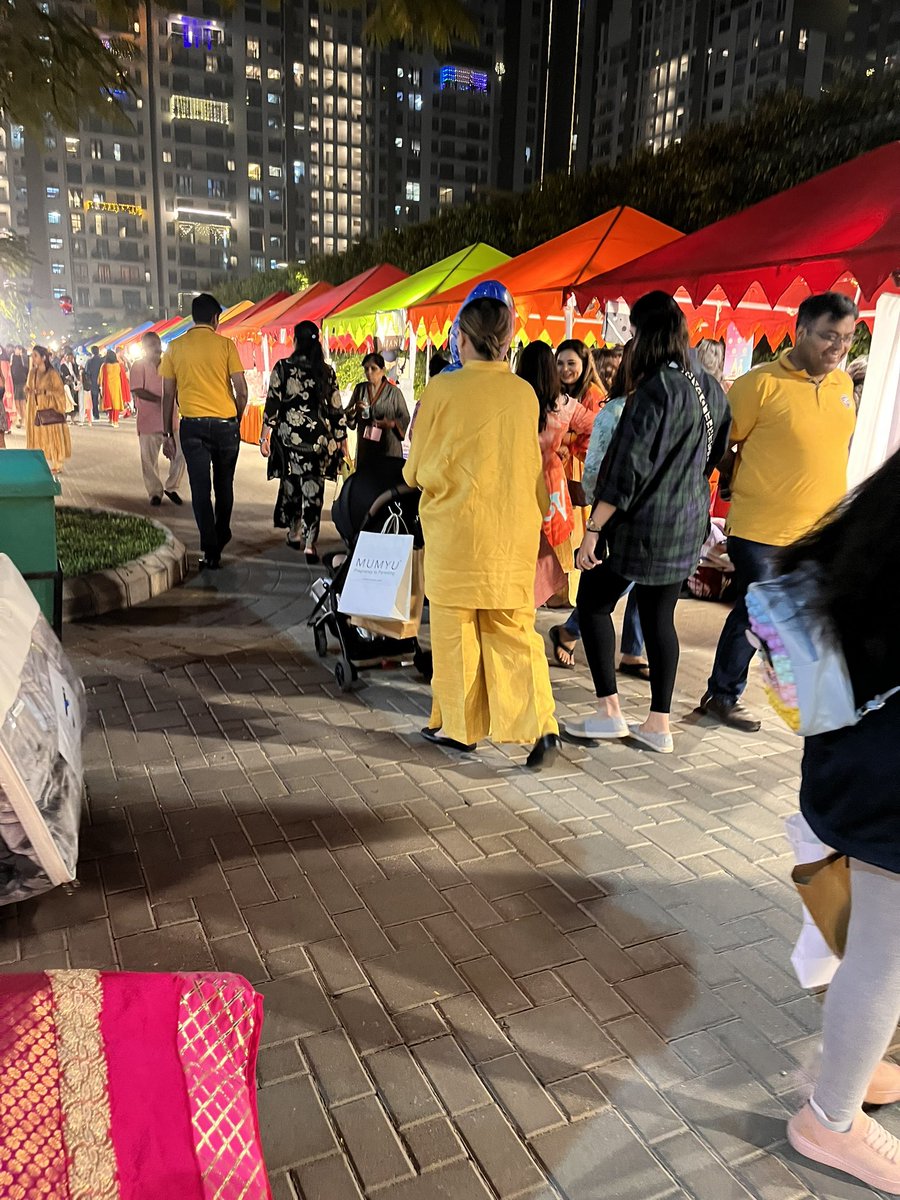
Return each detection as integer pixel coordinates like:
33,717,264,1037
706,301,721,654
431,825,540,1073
564,714,629,740
627,724,674,754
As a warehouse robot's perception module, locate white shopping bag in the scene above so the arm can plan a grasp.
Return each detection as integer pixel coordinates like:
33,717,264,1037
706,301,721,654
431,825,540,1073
784,813,841,989
338,529,414,621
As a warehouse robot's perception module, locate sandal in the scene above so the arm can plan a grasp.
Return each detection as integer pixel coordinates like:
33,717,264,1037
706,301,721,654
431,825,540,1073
618,660,651,681
549,625,576,669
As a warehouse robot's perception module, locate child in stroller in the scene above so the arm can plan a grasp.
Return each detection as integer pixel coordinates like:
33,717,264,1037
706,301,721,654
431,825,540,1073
308,459,432,691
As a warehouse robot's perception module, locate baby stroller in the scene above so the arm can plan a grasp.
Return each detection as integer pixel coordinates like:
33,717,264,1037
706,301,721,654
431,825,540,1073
309,463,433,692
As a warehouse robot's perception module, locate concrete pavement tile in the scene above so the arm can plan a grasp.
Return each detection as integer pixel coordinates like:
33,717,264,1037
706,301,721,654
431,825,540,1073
210,932,267,984
258,972,337,1043
439,992,513,1062
546,1073,608,1122
665,1063,790,1165
606,1015,696,1089
333,908,394,959
403,1117,467,1171
714,981,805,1045
358,873,451,925
256,1040,307,1086
116,920,214,971
224,863,276,907
478,914,582,977
443,885,503,929
331,1095,415,1188
194,891,246,939
504,998,618,1083
652,1129,755,1199
736,1154,811,1200
592,1058,684,1143
367,1044,443,1128
243,889,336,951
333,986,402,1054
566,927,643,983
384,1161,494,1199
531,1110,678,1200
456,1106,547,1198
256,1075,338,1170
393,1004,449,1045
422,913,486,963
556,960,632,1023
583,893,684,948
107,889,155,938
617,965,735,1039
413,1035,493,1114
307,936,368,994
365,941,466,1012
293,1154,364,1200
303,1029,374,1106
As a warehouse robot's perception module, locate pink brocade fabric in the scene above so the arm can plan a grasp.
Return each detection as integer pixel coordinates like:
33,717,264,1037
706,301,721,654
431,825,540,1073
177,975,269,1200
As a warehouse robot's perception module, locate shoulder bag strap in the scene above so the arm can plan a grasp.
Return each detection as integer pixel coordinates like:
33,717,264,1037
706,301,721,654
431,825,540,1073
679,366,715,463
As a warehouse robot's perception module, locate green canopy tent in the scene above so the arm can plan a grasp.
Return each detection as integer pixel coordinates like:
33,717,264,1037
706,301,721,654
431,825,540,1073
326,243,510,349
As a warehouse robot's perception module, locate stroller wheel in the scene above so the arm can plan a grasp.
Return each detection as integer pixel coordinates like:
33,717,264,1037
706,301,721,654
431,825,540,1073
414,648,433,682
313,623,328,658
334,657,357,692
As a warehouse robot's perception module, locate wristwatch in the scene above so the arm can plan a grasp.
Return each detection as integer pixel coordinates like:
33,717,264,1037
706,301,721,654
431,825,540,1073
585,522,603,534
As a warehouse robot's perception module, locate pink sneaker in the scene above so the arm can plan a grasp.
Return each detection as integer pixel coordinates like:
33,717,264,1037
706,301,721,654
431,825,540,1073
788,1103,900,1194
866,1060,900,1106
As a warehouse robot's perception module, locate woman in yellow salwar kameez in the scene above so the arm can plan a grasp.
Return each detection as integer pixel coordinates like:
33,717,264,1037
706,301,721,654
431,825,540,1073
25,346,71,475
403,297,561,769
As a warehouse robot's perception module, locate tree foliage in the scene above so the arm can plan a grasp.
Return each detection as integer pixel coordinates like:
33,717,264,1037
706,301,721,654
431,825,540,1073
300,75,900,286
212,264,310,311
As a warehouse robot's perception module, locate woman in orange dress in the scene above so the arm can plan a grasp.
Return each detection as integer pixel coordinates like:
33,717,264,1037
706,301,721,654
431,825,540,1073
99,350,130,427
25,345,71,474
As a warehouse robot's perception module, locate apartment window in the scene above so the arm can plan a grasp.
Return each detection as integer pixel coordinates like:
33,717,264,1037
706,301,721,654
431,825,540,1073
249,184,263,202
176,173,193,194
208,178,225,198
246,37,260,58
205,54,218,73
50,237,63,250
408,93,423,111
171,95,229,123
411,139,421,157
113,143,122,161
395,136,403,148
46,186,60,199
405,180,420,201
246,64,261,80
90,139,103,159
439,186,452,206
97,263,111,283
51,262,65,275
47,211,61,225
65,137,79,156
52,287,66,300
268,188,280,202
227,158,235,171
248,163,261,181
268,164,282,178
798,27,808,51
71,212,83,233
250,254,265,271
292,160,305,183
267,92,279,105
267,67,281,81
162,150,172,163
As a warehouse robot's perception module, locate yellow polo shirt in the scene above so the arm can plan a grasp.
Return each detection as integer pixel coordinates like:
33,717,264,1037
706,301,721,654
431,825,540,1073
726,351,855,546
159,325,244,419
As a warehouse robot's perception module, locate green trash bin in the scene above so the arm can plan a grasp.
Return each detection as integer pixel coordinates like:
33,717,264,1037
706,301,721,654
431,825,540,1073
0,450,62,634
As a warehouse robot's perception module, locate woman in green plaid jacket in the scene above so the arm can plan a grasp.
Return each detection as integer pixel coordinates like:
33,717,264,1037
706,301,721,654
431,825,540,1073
566,291,731,754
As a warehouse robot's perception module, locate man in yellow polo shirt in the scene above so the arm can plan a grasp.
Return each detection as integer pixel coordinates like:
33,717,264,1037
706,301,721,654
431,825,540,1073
161,293,248,569
700,292,858,731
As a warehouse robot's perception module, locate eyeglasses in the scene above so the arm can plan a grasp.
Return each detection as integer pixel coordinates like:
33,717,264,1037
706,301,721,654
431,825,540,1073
813,330,855,348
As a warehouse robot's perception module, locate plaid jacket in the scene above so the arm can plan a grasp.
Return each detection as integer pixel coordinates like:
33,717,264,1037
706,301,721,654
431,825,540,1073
593,365,731,584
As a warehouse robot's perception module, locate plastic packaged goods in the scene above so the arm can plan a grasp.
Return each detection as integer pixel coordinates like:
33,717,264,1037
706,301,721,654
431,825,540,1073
0,553,83,903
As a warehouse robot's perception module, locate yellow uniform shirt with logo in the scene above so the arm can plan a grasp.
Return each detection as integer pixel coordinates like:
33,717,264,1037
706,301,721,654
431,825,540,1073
726,351,855,547
159,326,244,419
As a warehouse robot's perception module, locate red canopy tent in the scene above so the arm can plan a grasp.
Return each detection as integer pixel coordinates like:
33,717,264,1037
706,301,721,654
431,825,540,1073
226,283,334,372
570,143,900,346
261,264,409,367
410,206,681,348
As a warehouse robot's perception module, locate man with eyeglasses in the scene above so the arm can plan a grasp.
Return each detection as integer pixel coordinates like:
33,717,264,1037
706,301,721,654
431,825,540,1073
700,291,858,731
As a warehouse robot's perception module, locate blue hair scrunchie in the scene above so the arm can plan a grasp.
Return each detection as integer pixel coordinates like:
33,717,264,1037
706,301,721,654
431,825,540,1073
445,279,515,373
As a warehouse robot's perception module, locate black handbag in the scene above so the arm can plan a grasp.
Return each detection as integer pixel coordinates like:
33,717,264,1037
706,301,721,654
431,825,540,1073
34,408,67,427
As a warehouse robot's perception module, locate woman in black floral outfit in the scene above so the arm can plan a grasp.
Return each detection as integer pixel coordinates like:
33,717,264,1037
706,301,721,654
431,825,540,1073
261,320,347,563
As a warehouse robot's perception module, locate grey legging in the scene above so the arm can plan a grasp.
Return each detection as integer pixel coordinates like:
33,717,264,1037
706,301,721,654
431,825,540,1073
814,859,900,1121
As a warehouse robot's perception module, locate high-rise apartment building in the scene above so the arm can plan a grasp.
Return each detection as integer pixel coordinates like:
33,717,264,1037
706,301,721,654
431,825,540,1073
1,0,509,336
589,0,892,165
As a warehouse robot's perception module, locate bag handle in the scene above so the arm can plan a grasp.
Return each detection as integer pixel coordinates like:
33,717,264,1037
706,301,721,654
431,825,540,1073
678,366,715,463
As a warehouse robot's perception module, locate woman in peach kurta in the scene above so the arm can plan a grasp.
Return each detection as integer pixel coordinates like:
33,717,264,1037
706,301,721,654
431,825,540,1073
555,340,606,602
517,343,594,607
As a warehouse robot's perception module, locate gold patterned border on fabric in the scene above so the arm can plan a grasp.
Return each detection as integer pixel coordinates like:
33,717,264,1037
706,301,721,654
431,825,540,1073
47,970,119,1200
0,977,67,1199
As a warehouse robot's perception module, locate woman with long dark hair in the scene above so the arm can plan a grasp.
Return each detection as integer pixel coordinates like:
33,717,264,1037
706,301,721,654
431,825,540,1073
779,450,900,1193
567,291,730,752
347,351,409,472
25,345,71,475
516,342,593,608
260,320,347,562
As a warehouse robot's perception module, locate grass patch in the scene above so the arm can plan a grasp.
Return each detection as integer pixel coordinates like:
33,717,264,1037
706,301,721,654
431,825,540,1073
57,507,166,577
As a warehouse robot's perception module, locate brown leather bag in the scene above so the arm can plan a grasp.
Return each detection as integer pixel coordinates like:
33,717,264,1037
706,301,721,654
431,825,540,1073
34,408,67,426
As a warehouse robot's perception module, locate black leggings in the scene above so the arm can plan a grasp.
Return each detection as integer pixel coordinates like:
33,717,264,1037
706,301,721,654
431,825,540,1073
577,563,682,713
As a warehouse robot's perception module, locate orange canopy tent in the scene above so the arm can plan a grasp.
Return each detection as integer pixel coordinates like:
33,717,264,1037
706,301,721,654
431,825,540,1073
225,282,335,372
217,290,291,335
570,143,900,346
409,206,682,349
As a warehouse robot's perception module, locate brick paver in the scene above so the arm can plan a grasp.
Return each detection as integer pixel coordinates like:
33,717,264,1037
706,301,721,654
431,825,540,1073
4,423,898,1198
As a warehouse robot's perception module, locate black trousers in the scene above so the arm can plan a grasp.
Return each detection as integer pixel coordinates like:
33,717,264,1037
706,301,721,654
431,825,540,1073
179,417,241,560
577,562,683,714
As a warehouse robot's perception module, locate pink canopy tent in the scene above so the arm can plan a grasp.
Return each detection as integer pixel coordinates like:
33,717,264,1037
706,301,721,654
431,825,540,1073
569,143,900,346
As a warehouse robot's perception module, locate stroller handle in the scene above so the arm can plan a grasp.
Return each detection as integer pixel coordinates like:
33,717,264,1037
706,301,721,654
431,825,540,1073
364,482,419,524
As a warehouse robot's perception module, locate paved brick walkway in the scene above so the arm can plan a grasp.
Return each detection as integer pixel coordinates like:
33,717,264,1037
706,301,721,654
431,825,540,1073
4,424,897,1199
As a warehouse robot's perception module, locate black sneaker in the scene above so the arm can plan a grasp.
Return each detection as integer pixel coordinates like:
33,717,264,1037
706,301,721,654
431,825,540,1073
165,490,183,506
198,555,221,571
150,495,162,507
699,692,761,732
